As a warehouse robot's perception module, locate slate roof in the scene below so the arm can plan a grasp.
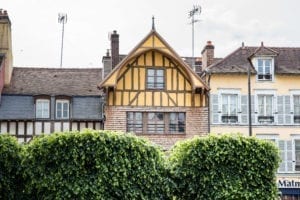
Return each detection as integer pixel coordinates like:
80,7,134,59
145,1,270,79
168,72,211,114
3,67,102,96
208,46,300,74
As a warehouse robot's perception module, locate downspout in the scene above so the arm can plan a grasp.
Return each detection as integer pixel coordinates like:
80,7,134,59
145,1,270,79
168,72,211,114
207,71,211,133
247,58,253,136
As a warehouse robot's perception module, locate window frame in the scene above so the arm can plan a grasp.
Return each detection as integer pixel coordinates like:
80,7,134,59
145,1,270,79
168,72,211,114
254,57,274,81
146,68,165,90
291,135,300,173
35,99,50,119
218,89,241,124
55,99,70,119
126,112,186,134
254,90,276,124
290,90,300,124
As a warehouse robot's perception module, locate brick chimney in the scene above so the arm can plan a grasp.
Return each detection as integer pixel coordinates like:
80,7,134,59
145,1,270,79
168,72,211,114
201,41,214,70
102,49,112,79
110,30,119,69
0,9,13,86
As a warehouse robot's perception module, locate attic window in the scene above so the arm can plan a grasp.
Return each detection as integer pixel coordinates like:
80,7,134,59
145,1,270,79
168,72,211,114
256,58,273,81
146,69,164,89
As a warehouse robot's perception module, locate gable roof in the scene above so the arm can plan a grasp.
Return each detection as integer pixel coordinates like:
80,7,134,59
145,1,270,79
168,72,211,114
208,46,300,74
3,67,102,96
98,29,209,91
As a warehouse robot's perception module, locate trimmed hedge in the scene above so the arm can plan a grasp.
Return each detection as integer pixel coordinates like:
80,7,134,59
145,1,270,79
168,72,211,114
22,130,171,199
0,134,23,200
169,134,280,200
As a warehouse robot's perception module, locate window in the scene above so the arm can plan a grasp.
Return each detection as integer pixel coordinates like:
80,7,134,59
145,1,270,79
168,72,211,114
146,69,164,89
126,112,185,134
258,95,274,123
56,100,69,119
127,112,143,134
294,95,300,123
257,58,273,81
169,113,185,133
147,113,165,133
36,99,50,118
221,94,238,123
295,140,300,171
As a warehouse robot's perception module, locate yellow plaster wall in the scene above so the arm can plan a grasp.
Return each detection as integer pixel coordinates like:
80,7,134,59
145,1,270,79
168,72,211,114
210,74,300,95
211,126,300,139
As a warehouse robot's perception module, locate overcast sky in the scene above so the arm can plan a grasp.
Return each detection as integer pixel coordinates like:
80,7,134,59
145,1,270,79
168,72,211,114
2,0,300,68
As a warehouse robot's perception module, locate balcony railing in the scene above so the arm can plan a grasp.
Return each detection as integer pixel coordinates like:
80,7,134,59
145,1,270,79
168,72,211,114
257,73,272,80
294,115,300,124
258,116,274,123
221,115,238,123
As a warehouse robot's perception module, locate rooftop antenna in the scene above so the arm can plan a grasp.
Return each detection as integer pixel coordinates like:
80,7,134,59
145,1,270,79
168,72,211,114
58,13,67,68
188,5,201,71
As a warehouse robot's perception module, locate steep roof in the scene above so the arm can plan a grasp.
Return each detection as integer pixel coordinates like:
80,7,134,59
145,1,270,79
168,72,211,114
208,46,300,74
98,29,209,90
3,67,102,96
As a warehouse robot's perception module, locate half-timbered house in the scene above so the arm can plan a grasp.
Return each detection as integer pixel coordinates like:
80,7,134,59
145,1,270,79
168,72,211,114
98,25,209,149
0,10,104,142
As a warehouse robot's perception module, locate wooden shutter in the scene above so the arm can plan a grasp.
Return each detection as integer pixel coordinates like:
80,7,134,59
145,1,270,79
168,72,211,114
278,140,294,173
241,95,248,124
284,96,292,124
278,140,286,172
277,96,284,125
287,140,293,172
251,95,256,124
211,94,220,124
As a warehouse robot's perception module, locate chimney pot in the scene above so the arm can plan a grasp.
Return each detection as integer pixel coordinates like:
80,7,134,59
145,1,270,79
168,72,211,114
261,41,264,46
3,10,7,15
207,41,212,45
113,30,117,34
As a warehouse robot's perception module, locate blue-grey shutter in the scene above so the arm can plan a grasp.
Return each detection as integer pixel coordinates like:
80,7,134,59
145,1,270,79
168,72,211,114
51,97,55,120
285,96,292,124
278,140,286,172
211,94,219,124
241,95,248,124
287,140,293,172
277,96,284,124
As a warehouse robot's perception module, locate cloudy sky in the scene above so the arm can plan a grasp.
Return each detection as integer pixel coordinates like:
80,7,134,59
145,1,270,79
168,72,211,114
2,0,300,68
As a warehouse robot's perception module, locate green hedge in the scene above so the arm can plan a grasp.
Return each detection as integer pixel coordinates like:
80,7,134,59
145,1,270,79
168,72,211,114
169,134,280,200
22,130,171,199
0,134,23,200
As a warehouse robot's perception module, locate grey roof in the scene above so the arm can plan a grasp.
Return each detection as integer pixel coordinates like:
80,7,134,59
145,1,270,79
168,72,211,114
208,46,300,74
3,67,102,96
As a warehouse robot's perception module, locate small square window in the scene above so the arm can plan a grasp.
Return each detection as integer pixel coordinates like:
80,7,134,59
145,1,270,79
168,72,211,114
146,69,164,89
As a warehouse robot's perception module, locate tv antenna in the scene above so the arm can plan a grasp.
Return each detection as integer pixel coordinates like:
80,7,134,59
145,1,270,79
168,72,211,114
58,13,67,68
188,5,201,71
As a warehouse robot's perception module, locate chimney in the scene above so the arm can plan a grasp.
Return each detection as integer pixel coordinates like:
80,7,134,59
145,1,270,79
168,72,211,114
110,30,119,69
0,9,13,86
201,41,214,70
102,49,112,79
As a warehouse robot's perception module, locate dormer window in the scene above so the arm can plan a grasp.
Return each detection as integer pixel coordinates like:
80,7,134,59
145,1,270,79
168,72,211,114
256,58,273,81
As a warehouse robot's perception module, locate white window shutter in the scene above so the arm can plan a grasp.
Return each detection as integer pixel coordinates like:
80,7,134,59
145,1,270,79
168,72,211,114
277,96,284,125
278,140,286,172
287,140,293,172
211,94,220,124
241,95,248,124
285,96,292,124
